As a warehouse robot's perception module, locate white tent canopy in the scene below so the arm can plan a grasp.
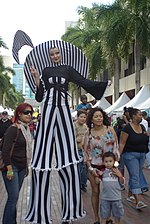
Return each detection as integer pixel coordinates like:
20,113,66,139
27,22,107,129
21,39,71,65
0,105,4,113
93,97,111,110
115,85,150,112
71,110,77,119
85,93,95,102
71,97,111,119
0,106,14,116
105,92,130,114
136,97,150,110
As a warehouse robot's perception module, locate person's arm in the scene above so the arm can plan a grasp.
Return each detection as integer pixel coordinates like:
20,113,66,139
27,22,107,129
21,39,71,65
119,131,129,155
83,131,93,171
30,66,40,87
2,126,18,165
112,167,125,185
30,66,45,102
2,126,18,179
83,131,98,176
74,122,82,143
109,126,120,160
83,131,90,165
69,67,108,100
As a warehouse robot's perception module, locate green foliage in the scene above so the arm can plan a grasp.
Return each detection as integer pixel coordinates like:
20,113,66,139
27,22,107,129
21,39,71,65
0,37,25,108
62,0,150,75
0,37,8,49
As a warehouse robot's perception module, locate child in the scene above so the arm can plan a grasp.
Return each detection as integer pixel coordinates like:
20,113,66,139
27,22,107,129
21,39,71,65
74,109,88,192
99,152,124,224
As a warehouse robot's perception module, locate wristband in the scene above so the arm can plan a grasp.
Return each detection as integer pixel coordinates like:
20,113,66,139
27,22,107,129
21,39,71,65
7,171,14,175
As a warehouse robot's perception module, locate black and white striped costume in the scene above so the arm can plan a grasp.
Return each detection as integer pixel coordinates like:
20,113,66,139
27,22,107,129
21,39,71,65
12,32,108,223
25,65,108,223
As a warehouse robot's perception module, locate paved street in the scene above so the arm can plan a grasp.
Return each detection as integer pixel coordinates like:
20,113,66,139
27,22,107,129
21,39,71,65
0,167,150,224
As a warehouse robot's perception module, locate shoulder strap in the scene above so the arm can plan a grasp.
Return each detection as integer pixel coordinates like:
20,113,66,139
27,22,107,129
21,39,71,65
13,123,19,142
10,124,19,156
140,124,146,132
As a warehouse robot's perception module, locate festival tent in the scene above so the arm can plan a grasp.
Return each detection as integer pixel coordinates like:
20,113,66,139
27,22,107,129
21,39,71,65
135,97,150,110
114,85,150,113
71,110,77,119
93,97,111,110
71,97,111,119
0,105,4,113
105,92,130,114
86,93,95,102
0,106,14,116
8,108,14,116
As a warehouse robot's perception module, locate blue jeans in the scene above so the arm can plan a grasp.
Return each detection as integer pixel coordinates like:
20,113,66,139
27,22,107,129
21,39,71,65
2,166,26,224
123,152,147,194
122,152,148,190
78,149,87,187
146,138,150,166
119,154,125,176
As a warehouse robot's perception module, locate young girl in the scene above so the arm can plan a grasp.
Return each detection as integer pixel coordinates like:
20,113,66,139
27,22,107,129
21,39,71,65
100,152,124,224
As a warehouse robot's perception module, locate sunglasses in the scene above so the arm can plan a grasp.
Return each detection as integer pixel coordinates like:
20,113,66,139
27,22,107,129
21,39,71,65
22,110,33,115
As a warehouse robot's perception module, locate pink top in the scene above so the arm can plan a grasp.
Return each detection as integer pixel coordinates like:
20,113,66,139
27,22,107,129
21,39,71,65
85,127,119,166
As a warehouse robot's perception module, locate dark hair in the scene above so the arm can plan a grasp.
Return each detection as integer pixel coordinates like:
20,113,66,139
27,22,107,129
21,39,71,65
142,111,147,117
123,106,133,115
14,103,34,123
86,107,111,129
102,151,115,162
80,95,87,101
77,109,87,117
117,118,125,128
147,117,150,127
128,107,140,119
2,111,8,115
123,106,128,112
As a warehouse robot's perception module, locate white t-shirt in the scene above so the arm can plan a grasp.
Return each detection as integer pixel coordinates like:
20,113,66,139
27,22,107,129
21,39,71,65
140,118,148,131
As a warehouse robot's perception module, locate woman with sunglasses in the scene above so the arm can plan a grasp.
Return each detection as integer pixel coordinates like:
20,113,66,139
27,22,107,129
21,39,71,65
1,103,33,224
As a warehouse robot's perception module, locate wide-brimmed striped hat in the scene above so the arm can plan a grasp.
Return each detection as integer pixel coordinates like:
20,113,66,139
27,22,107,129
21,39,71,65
12,30,89,93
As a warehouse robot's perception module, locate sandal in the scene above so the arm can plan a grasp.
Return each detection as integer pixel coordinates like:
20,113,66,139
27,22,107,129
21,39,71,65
136,201,147,209
126,196,136,203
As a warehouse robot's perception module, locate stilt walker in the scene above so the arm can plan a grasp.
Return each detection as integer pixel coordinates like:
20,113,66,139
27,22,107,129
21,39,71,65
12,30,109,224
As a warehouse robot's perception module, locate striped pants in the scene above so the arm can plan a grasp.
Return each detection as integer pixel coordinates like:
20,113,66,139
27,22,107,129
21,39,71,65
25,163,85,223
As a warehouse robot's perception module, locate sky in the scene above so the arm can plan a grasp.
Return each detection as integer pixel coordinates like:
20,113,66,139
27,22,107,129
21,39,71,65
0,0,114,62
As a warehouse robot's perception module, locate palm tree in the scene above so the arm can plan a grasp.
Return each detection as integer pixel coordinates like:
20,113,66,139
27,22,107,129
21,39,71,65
0,36,8,49
62,5,113,105
93,2,129,100
0,37,24,107
63,0,150,102
0,57,15,106
95,0,150,94
62,6,107,80
0,36,8,71
5,87,25,109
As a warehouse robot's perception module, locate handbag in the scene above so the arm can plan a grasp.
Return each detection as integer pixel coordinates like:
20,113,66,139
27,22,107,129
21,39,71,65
0,124,19,171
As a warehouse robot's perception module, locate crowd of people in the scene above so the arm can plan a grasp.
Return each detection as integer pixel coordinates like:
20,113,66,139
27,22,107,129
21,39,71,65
1,103,149,224
0,31,149,224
